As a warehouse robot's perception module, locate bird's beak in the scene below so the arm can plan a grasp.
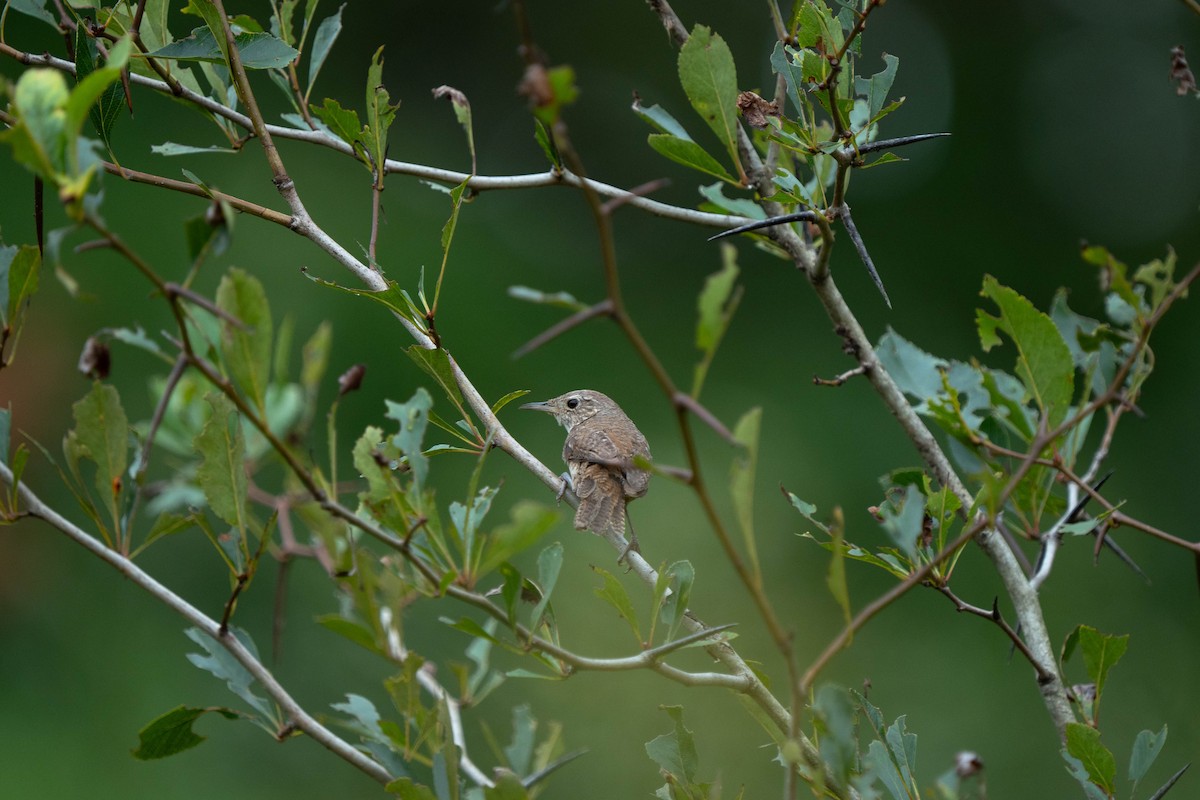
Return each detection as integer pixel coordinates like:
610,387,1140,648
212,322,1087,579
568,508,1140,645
519,400,553,413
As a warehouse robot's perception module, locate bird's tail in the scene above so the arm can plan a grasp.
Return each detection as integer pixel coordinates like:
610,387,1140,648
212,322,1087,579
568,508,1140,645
573,465,626,536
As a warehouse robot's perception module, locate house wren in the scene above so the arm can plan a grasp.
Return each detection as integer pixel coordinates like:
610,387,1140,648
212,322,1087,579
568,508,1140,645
521,390,651,555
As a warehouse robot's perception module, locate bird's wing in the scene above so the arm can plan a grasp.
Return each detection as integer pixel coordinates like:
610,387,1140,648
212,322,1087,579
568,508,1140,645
563,426,622,464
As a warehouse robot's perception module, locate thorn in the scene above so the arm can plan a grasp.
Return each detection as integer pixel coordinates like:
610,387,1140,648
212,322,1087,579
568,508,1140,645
707,210,818,241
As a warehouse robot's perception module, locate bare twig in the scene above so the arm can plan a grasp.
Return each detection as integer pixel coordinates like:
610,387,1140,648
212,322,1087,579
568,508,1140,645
511,299,614,360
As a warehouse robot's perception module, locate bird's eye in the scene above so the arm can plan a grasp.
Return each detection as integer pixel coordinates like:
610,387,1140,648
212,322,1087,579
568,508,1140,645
566,397,579,409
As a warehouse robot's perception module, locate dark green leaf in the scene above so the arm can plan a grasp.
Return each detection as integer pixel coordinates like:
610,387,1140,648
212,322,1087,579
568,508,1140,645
303,269,421,326
532,119,561,168
644,705,699,784
405,346,465,409
74,21,126,150
193,392,248,532
478,501,558,576
316,614,381,654
730,407,762,580
310,98,365,156
1065,723,1116,796
71,382,129,528
131,705,240,760
216,267,273,412
814,686,856,786
150,26,300,69
307,4,344,91
647,133,737,183
678,25,742,178
387,778,438,800
529,542,563,632
693,244,742,396
1078,626,1129,707
977,276,1074,428
591,565,641,642
697,182,765,219
484,772,530,800
363,46,400,176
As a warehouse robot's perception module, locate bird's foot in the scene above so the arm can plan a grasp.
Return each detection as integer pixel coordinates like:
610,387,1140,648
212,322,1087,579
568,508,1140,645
555,472,574,505
616,531,641,570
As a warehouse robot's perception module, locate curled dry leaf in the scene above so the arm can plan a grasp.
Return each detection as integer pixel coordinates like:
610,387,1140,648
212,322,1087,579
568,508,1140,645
1169,45,1197,97
736,90,781,129
337,363,366,396
77,336,111,380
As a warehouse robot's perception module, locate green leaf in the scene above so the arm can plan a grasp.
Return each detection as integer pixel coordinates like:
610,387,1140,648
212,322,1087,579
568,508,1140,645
364,46,400,177
879,483,924,561
660,560,694,641
131,705,239,760
693,244,742,397
730,407,762,582
1,244,41,364
631,95,693,140
875,328,949,410
387,778,438,800
506,285,587,312
316,614,382,654
63,36,132,152
977,276,1074,428
150,26,300,69
7,0,56,26
71,382,130,530
184,627,275,721
4,69,71,180
855,53,899,122
530,64,578,127
300,321,333,398
814,685,856,786
216,268,273,413
591,565,641,642
645,705,699,784
491,389,530,415
151,142,238,156
678,25,742,180
0,406,10,466
697,182,766,219
385,388,433,492
306,4,344,92
303,269,421,326
478,501,558,576
484,772,531,800
826,510,851,628
193,392,248,533
1130,725,1168,789
528,542,563,632
405,345,466,409
647,133,737,183
73,21,127,150
433,86,475,172
532,119,561,168
1078,626,1129,708
310,98,365,158
1066,723,1117,796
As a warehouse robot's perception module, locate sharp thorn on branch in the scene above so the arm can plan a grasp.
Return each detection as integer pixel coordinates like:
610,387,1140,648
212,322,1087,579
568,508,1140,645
840,206,891,308
707,210,818,241
854,131,951,156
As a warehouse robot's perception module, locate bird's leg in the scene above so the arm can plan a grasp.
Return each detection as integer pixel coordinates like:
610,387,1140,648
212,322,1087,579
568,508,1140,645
617,515,642,568
555,472,574,505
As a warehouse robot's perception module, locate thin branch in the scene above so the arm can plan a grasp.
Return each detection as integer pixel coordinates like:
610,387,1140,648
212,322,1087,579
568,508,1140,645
103,162,293,226
511,299,614,360
673,392,739,446
0,461,395,786
813,365,865,387
937,588,1056,683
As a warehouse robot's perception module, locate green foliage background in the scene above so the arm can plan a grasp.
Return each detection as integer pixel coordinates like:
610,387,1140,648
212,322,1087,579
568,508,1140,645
1,1,1198,798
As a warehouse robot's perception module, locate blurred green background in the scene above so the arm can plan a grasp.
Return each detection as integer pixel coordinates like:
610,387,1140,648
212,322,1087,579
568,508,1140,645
2,1,1198,798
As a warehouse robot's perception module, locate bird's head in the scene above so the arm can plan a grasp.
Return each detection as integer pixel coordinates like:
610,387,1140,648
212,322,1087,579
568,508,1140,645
520,389,618,432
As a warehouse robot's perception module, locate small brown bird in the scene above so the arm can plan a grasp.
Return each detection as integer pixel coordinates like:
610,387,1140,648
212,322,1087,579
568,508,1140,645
521,390,651,556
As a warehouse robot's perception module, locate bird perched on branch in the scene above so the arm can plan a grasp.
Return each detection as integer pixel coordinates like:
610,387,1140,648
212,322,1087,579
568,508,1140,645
521,390,651,559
